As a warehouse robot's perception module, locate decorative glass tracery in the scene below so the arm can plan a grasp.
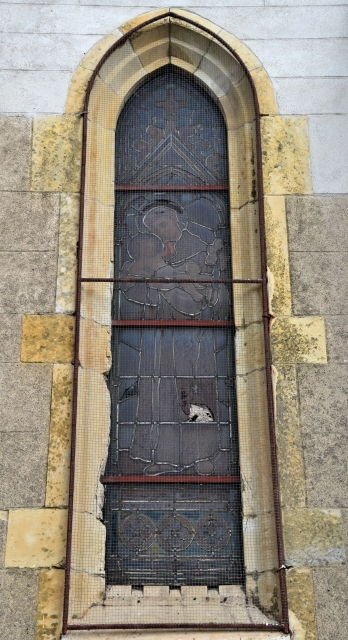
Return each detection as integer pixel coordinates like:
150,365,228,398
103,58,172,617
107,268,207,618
103,67,244,587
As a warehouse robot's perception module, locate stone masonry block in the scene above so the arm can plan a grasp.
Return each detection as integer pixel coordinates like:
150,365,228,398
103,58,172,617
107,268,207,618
312,565,348,640
31,115,82,192
0,192,59,252
297,363,348,508
274,365,306,508
21,315,75,363
325,315,348,364
46,364,73,508
261,116,312,195
0,252,57,314
0,512,8,568
286,195,348,253
286,568,316,640
271,316,327,364
264,196,291,316
0,431,49,509
283,508,345,567
55,193,79,314
0,116,31,191
0,314,21,362
290,251,348,316
5,509,67,568
35,568,64,640
0,363,52,433
0,568,39,640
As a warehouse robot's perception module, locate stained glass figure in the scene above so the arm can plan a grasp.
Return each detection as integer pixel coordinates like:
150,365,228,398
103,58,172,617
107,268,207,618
103,66,244,587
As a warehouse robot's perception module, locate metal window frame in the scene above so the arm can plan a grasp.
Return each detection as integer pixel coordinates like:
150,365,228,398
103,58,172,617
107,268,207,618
62,11,290,635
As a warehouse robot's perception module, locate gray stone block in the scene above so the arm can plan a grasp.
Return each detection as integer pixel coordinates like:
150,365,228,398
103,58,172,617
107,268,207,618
0,363,52,433
325,316,348,365
0,516,7,568
0,314,21,362
312,565,348,640
290,251,348,315
286,195,348,252
0,192,59,252
297,363,348,508
0,430,49,509
0,117,31,191
0,251,57,314
0,569,39,640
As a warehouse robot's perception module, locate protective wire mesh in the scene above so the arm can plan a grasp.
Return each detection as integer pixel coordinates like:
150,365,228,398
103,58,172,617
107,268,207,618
67,31,284,630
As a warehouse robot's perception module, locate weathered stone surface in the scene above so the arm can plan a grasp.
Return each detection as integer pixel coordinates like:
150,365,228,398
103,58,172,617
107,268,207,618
64,633,290,640
261,116,312,195
0,192,59,251
56,193,79,314
0,313,21,361
70,512,105,575
309,114,348,195
0,116,31,191
286,568,316,640
35,568,64,640
283,507,345,566
286,195,348,253
46,365,73,508
31,115,82,192
290,251,348,315
264,196,291,316
325,316,348,364
21,314,75,363
0,431,49,509
0,512,8,568
0,363,52,432
271,316,327,364
79,319,111,373
312,565,348,640
69,570,104,622
250,66,278,115
0,568,39,640
274,366,306,507
297,363,348,508
64,64,92,115
0,252,57,314
5,508,67,568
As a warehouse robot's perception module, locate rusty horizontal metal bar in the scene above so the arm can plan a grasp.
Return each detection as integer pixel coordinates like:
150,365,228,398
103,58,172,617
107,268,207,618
115,185,229,191
80,277,263,283
100,475,240,484
112,320,234,327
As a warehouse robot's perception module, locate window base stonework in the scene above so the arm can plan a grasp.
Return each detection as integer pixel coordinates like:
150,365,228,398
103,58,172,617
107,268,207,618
66,11,285,633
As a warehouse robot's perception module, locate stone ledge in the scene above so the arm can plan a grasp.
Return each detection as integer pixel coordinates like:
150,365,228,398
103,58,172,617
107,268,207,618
271,316,327,365
63,632,290,640
21,314,75,363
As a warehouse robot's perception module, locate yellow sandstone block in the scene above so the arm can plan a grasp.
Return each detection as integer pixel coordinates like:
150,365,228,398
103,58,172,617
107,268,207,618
264,196,291,316
35,568,65,640
261,116,312,195
31,115,82,192
21,314,75,363
55,193,79,315
250,66,278,116
64,65,92,115
286,568,317,640
46,364,73,508
271,316,327,365
283,508,345,567
5,508,67,568
119,9,170,34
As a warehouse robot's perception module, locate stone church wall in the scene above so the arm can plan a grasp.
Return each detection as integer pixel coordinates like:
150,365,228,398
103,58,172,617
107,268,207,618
0,2,347,640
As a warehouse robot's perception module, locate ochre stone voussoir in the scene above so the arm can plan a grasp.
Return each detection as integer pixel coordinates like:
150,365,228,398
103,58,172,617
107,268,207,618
261,116,312,195
5,508,67,568
271,316,327,365
21,314,75,363
264,196,291,316
31,116,82,193
35,568,65,640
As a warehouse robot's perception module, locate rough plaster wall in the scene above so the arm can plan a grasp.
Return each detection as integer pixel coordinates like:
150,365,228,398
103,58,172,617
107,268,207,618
0,1,347,639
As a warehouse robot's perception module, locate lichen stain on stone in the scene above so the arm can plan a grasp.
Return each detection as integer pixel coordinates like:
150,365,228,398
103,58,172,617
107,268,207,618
46,365,73,507
287,568,317,640
35,568,64,640
31,115,82,193
21,314,75,363
271,317,327,364
261,116,312,196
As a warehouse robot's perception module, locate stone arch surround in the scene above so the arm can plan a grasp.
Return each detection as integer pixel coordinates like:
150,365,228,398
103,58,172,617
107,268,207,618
9,9,339,640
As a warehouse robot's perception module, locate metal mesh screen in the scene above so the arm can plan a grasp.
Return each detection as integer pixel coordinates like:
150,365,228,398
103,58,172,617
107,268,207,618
64,21,288,633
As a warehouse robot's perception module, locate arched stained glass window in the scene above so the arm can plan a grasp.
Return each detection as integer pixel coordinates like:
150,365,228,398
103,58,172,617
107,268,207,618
102,66,244,587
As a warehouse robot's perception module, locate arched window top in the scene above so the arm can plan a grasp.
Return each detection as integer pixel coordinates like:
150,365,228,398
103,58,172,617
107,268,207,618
115,66,228,186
